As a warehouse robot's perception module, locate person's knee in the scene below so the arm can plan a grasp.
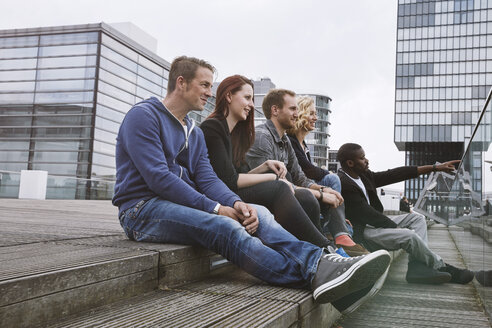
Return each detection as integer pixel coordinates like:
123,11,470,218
249,204,274,224
295,189,319,208
214,214,248,239
295,189,320,218
408,213,427,229
273,180,294,196
320,174,341,192
398,229,420,249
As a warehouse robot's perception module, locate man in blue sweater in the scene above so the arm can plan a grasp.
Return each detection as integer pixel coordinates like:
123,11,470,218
112,56,391,305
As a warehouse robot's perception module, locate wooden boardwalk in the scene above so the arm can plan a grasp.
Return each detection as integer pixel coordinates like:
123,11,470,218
338,225,492,327
0,199,490,327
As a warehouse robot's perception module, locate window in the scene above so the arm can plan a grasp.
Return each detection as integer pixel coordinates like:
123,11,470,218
37,67,96,80
0,47,38,59
40,32,98,46
39,44,97,57
0,58,37,70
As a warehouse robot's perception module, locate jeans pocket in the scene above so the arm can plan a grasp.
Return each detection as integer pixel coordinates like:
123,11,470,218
127,199,149,220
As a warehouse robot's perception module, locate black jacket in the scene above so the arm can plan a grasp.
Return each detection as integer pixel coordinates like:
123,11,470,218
200,118,249,192
338,166,418,242
287,135,329,181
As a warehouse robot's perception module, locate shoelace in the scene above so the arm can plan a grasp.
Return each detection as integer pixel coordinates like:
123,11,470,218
325,246,350,258
322,253,356,262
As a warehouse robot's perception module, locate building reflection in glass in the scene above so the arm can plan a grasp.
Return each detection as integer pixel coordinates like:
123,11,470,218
414,84,491,318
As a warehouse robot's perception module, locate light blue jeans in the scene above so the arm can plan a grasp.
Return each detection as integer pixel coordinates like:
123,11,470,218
362,213,444,269
119,197,323,288
317,173,342,193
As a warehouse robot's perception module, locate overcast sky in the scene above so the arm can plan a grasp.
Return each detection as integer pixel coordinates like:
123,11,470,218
1,0,407,190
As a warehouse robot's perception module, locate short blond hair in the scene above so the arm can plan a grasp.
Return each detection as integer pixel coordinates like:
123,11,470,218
287,96,315,135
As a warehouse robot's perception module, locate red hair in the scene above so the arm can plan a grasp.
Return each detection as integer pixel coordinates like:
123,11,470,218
208,75,255,167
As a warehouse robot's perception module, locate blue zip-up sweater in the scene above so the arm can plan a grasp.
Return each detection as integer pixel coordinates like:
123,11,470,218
112,97,241,215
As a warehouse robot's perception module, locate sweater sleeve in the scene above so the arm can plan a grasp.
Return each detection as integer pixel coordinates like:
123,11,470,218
288,135,327,181
371,166,419,188
200,119,240,192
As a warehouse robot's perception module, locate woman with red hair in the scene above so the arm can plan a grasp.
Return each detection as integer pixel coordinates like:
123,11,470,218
200,75,335,249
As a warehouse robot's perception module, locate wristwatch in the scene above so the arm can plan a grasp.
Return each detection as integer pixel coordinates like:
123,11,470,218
213,203,221,214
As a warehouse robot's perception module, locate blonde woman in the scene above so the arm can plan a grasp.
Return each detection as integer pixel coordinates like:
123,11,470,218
288,96,353,237
287,96,341,192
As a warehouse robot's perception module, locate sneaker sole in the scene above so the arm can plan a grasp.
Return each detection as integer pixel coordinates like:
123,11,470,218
313,250,391,304
341,266,390,314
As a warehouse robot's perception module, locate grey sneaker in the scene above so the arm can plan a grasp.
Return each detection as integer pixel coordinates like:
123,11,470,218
312,249,391,304
333,267,390,314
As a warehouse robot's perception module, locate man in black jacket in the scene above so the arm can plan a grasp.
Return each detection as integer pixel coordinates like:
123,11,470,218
337,143,474,285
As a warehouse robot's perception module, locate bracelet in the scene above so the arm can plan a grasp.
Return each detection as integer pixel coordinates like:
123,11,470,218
213,203,221,214
318,190,323,202
432,164,437,172
275,174,280,180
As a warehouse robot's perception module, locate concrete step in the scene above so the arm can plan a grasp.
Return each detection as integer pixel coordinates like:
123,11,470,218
0,235,233,328
45,269,340,328
41,249,404,328
0,199,234,328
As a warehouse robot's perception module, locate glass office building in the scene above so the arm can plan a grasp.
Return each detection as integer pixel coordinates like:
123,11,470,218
0,23,177,198
302,94,332,168
252,77,277,127
327,149,341,172
395,0,492,201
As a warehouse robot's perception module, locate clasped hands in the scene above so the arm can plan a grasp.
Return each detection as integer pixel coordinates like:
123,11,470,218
218,201,259,235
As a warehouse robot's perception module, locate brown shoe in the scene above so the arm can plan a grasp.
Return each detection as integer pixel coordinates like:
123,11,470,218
336,243,370,257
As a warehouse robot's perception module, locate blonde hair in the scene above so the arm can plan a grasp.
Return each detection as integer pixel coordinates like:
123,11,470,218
287,96,315,135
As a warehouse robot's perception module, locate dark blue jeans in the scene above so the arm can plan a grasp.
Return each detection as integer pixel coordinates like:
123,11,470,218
119,197,323,288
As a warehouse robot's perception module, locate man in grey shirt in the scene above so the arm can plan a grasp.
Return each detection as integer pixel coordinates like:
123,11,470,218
246,89,367,256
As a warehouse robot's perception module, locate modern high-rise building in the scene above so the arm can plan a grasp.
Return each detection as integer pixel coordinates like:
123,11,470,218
394,0,492,201
0,22,216,198
252,77,276,126
302,94,332,168
327,149,341,173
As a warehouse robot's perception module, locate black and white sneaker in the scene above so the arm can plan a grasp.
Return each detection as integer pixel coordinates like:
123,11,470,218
312,249,391,304
332,267,390,314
